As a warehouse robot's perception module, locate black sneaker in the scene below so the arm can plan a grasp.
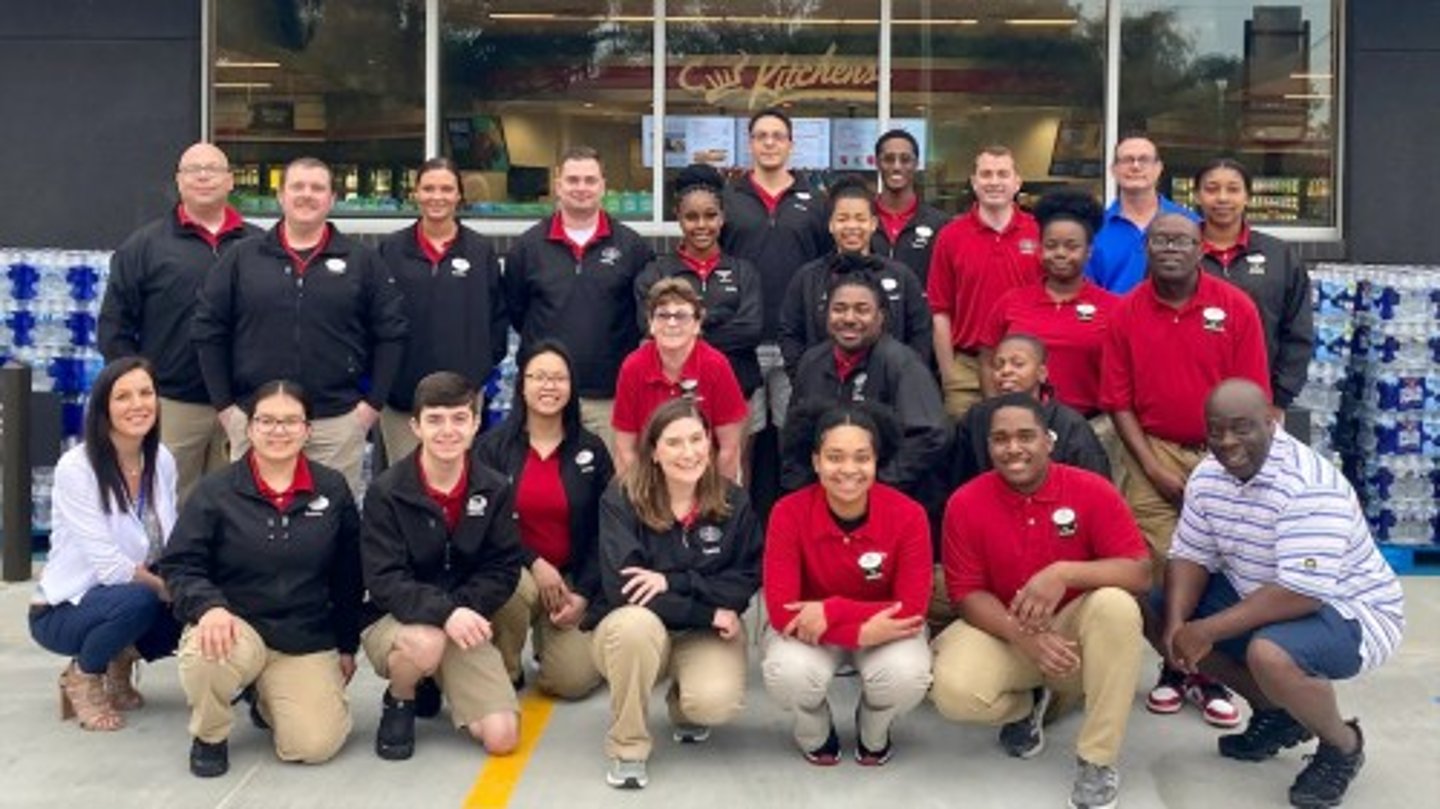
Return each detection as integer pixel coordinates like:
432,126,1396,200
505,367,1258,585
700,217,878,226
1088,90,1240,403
803,725,842,766
375,690,417,761
999,687,1052,759
1288,720,1365,808
414,677,442,719
1219,708,1314,762
189,737,229,778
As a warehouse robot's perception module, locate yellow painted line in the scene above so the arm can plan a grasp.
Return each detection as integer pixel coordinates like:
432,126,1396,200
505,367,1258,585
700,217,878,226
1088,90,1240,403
462,693,556,809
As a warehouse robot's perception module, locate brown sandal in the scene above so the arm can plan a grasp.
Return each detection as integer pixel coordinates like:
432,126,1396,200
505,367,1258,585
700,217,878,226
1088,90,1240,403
60,662,125,731
105,647,145,711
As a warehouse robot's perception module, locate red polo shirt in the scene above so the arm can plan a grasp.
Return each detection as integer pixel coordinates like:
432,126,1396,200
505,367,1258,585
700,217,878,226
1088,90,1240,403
943,463,1148,609
176,204,246,249
981,280,1121,416
876,196,918,245
248,452,315,513
514,446,571,568
926,205,1043,352
764,483,933,649
1100,273,1271,445
417,455,469,533
611,338,748,433
546,211,612,260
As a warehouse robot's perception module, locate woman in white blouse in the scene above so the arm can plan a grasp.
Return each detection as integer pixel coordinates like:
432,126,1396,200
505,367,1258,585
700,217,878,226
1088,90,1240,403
28,357,179,731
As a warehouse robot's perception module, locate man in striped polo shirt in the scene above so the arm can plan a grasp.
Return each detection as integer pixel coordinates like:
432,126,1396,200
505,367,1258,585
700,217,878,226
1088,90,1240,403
1148,379,1404,809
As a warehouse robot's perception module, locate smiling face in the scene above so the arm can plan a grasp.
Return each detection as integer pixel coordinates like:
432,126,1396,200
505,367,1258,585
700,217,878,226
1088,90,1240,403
971,152,1021,211
813,423,876,512
107,367,158,444
1146,213,1203,287
1042,218,1091,285
175,143,234,211
992,339,1048,396
1196,166,1250,232
412,404,479,465
414,166,462,225
278,164,335,231
1112,136,1162,195
247,391,310,466
1205,381,1275,482
748,114,793,172
987,404,1053,494
556,157,605,218
829,196,876,253
521,350,572,420
677,188,723,254
827,283,884,353
653,415,712,488
649,296,702,353
876,135,918,194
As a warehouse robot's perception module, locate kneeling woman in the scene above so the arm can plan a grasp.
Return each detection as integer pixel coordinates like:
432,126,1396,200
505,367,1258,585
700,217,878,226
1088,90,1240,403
591,399,763,789
30,357,180,731
161,380,363,777
763,403,933,766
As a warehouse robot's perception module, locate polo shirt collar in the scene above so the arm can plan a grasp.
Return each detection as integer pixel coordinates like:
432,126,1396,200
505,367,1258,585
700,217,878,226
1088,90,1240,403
967,203,1023,235
641,340,702,386
246,451,315,510
996,463,1061,506
806,485,873,542
546,211,612,253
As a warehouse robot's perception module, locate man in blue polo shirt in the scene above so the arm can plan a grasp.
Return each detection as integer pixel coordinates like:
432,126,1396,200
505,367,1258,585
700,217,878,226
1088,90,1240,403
1087,135,1198,294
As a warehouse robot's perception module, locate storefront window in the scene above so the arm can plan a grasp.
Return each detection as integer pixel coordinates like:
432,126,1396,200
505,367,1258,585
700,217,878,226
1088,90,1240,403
440,1,655,220
658,1,881,216
1119,1,1339,226
894,0,1108,213
213,0,426,216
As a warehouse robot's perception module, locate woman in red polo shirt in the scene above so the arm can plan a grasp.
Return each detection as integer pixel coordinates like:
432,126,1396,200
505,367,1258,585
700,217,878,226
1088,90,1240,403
762,403,933,766
611,279,748,481
481,339,614,698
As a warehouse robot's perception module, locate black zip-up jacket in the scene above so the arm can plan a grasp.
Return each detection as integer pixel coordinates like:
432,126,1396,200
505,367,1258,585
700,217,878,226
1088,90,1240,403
634,253,764,395
870,202,951,288
720,172,833,340
1200,229,1313,407
378,223,508,413
360,452,524,628
784,335,950,501
99,209,262,403
589,482,762,632
951,397,1111,489
474,424,614,625
777,254,933,376
192,223,408,418
159,459,363,655
503,214,654,398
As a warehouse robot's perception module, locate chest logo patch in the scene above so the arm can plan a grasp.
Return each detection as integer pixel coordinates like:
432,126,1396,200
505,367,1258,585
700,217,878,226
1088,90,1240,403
1246,254,1266,275
858,551,885,581
850,372,868,402
915,225,934,239
1052,507,1077,537
1202,306,1227,332
1018,239,1038,255
451,257,471,276
325,258,346,273
881,277,899,292
575,449,595,466
1075,302,1097,322
304,495,330,517
599,246,621,266
466,494,488,517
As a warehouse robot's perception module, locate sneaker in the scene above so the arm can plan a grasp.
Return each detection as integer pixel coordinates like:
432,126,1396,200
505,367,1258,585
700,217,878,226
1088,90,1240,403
1219,708,1314,761
606,758,648,789
1068,757,1120,809
1185,674,1243,728
375,690,416,761
999,686,1052,759
673,723,711,744
413,677,442,719
1145,664,1186,714
1288,720,1365,808
189,737,229,778
854,703,892,766
803,725,842,766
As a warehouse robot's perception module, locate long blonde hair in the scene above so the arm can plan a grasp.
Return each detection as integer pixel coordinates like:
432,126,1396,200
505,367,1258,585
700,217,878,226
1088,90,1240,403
622,399,733,532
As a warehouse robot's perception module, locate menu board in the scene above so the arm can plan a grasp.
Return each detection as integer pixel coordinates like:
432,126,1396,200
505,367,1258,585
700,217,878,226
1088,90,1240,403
643,116,924,172
832,118,928,170
641,115,738,168
733,117,831,170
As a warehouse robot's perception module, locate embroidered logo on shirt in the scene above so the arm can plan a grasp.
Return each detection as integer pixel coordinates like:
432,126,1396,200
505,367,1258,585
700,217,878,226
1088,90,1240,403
714,268,734,284
881,277,898,292
796,192,812,201
451,257,471,277
1018,239,1038,255
697,525,724,555
1202,307,1228,332
1303,557,1317,570
1246,254,1266,275
1076,303,1097,322
466,494,488,517
576,449,595,467
325,258,346,273
858,551,885,581
304,495,330,517
850,372,868,402
1052,507,1077,537
599,246,621,266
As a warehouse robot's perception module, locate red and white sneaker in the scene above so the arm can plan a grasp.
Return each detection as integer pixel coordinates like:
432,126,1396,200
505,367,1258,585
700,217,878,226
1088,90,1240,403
1184,674,1243,728
1145,664,1186,714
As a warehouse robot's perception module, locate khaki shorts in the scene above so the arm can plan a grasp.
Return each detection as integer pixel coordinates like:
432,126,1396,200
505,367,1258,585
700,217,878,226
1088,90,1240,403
361,614,518,727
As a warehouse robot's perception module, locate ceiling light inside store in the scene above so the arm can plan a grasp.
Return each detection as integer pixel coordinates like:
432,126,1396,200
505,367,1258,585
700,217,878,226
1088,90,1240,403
1284,93,1332,100
487,13,979,25
1003,19,1079,26
216,60,282,69
1290,72,1334,80
215,82,274,90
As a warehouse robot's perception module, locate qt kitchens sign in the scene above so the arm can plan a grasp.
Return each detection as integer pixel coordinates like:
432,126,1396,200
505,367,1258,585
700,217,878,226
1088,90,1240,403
676,44,878,109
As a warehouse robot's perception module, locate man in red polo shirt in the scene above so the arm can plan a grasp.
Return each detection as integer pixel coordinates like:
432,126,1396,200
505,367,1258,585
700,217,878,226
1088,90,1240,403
1101,212,1270,729
611,279,748,480
927,146,1042,420
932,393,1151,809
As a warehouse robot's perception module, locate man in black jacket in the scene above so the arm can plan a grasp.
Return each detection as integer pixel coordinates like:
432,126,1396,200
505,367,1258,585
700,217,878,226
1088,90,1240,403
871,128,951,287
99,142,262,504
360,372,525,761
192,157,407,495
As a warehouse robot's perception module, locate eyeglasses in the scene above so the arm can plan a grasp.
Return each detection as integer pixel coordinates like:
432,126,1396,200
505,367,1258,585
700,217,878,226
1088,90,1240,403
251,415,308,433
178,163,231,177
523,372,570,387
1148,234,1200,250
750,132,790,143
652,310,697,325
1114,155,1158,167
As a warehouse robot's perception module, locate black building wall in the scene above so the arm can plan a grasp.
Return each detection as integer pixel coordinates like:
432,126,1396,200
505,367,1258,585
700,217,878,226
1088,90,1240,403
1346,0,1440,264
0,1,201,249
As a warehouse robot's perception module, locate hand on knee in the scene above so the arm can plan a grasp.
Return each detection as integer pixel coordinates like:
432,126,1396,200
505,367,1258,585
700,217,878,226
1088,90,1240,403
468,712,519,756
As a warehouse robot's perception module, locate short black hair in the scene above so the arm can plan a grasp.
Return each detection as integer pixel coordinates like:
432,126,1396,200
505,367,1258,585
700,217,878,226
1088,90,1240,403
413,371,477,414
748,107,793,137
1034,189,1104,241
781,400,901,483
874,128,919,159
673,163,725,211
1193,157,1253,195
827,173,875,216
825,255,887,306
985,391,1047,433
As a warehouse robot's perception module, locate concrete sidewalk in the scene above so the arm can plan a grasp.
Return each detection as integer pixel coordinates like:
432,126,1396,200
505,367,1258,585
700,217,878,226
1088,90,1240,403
2,575,1437,808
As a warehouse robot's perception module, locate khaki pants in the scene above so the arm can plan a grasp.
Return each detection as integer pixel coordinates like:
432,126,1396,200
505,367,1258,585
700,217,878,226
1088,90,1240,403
177,618,350,763
761,631,931,751
159,397,230,508
590,605,747,760
226,411,369,497
579,398,615,457
927,565,962,634
1121,435,1206,584
931,587,1143,766
378,405,420,467
491,568,602,699
942,353,984,421
360,614,518,727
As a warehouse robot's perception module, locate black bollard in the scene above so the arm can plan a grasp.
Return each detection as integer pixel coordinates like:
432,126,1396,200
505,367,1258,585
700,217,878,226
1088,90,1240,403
1,361,33,582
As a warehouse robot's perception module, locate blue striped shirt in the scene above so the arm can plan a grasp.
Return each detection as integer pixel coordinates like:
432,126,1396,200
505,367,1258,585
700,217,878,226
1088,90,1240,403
1171,430,1405,670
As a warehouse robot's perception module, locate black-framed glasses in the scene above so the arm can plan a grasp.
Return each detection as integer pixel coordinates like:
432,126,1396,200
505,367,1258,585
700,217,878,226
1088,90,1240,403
251,415,308,433
1148,234,1199,250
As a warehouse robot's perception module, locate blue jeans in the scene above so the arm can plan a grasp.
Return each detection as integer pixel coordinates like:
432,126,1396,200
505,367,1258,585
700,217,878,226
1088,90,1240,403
30,583,181,674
